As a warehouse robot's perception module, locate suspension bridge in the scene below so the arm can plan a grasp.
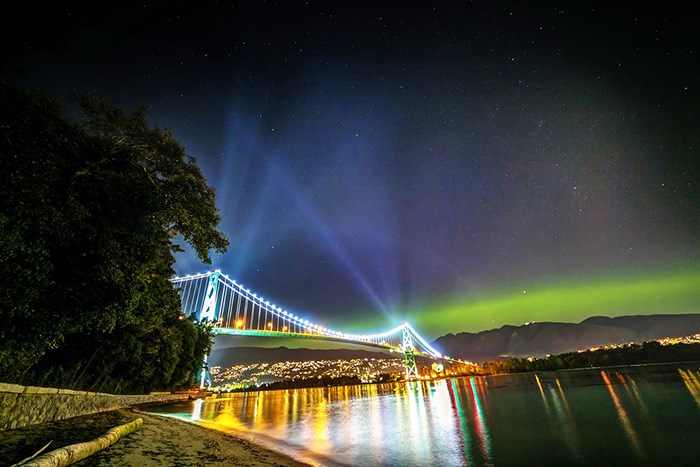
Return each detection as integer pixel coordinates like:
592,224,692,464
171,270,450,385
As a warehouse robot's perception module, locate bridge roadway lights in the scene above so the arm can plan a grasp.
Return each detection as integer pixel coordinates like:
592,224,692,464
174,271,444,384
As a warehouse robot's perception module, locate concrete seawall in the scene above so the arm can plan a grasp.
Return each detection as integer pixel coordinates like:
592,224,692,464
0,382,189,431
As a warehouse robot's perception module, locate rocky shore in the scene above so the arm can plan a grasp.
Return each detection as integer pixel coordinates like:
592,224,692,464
0,408,309,466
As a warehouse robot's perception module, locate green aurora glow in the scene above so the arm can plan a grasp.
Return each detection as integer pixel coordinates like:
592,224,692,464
214,268,700,350
412,268,700,337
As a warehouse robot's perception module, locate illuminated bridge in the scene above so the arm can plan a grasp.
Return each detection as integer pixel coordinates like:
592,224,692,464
172,270,446,385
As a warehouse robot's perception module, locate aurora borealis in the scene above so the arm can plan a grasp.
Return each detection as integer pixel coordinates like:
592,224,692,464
412,268,700,336
4,2,698,339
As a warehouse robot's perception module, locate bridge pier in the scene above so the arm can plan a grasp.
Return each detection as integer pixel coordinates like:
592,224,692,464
200,354,209,389
403,349,419,379
402,324,419,379
198,271,219,389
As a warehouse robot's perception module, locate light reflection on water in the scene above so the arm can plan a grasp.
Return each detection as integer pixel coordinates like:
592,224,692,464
602,371,649,464
147,364,700,466
679,368,700,409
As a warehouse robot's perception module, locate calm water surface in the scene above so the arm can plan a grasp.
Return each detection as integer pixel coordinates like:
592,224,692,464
147,363,700,466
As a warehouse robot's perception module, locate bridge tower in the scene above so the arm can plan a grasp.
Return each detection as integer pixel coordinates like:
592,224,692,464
200,270,221,322
402,323,419,379
199,270,221,388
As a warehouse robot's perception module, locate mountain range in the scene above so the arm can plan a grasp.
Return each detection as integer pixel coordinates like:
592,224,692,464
432,314,700,362
208,314,700,367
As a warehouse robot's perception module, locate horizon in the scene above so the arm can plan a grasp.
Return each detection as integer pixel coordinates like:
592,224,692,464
212,308,700,353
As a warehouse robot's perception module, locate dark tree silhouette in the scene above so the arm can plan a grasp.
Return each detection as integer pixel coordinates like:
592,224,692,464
0,83,228,393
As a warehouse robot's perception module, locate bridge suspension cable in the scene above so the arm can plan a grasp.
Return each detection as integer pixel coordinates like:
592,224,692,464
171,270,445,379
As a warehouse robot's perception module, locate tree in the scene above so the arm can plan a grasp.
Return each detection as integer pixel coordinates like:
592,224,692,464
0,83,228,392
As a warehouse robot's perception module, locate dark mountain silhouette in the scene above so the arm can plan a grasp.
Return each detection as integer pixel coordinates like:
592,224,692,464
432,314,700,362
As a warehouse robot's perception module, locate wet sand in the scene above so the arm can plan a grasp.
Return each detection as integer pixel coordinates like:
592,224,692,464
0,408,309,466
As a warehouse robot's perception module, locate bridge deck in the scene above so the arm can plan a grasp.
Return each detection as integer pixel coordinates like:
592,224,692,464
213,327,406,353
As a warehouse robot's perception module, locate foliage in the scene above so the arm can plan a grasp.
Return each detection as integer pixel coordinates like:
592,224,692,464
481,341,700,375
0,83,227,393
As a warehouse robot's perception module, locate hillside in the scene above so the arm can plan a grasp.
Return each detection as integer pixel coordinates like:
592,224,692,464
208,346,400,367
432,314,700,362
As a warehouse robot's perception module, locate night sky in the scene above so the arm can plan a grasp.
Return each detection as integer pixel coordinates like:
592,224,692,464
4,2,699,339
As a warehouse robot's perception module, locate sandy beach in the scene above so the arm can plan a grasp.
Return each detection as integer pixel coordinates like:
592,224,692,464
0,407,309,466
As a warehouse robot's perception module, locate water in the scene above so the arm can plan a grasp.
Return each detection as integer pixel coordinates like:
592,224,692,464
146,363,700,466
